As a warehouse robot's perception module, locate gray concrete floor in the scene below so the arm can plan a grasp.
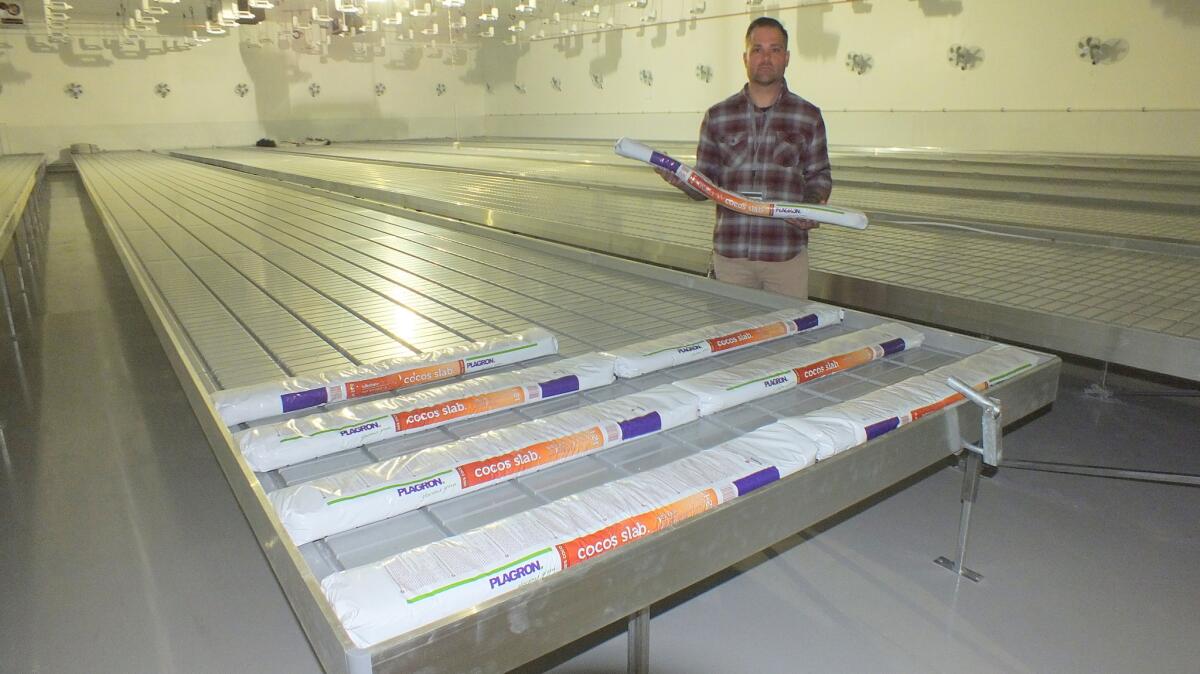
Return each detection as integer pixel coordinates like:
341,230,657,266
1,174,1197,674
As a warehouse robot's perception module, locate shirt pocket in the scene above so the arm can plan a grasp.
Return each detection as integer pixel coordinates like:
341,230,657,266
771,133,805,168
719,134,750,167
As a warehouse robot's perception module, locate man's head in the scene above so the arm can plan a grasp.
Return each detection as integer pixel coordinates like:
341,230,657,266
743,17,790,89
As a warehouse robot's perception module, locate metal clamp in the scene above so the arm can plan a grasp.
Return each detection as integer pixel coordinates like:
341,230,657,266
934,376,1003,583
946,376,1002,467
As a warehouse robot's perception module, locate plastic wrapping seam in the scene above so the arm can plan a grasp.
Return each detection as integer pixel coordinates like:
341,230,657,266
235,353,617,472
269,384,701,545
607,305,843,378
613,137,869,230
211,328,558,426
777,344,1041,460
675,322,926,414
321,440,805,648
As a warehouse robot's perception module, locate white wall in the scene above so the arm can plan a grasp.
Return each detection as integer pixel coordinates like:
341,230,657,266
2,1,1196,159
0,28,486,161
481,0,1200,155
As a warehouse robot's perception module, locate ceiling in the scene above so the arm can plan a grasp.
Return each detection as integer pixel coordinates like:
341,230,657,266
8,0,652,47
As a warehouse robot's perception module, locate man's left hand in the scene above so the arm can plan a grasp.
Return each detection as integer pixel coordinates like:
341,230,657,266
786,198,829,231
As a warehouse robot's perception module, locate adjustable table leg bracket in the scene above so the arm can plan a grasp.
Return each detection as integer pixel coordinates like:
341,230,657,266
934,376,1003,583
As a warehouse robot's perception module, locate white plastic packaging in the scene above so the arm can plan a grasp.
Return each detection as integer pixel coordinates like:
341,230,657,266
235,353,617,472
212,328,558,426
613,137,869,230
270,384,700,545
608,305,843,377
320,344,1040,648
778,344,1040,460
675,323,925,414
715,422,820,478
322,445,792,648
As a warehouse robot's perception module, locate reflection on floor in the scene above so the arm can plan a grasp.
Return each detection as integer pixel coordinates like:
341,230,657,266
1,174,1196,674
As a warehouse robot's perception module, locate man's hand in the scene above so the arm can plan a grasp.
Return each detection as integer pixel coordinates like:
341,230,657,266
656,167,707,201
785,218,821,231
655,167,686,189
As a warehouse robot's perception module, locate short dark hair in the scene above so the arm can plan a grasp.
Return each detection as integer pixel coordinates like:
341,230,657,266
745,17,788,48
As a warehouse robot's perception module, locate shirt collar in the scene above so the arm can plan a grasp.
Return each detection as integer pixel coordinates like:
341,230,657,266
740,78,789,109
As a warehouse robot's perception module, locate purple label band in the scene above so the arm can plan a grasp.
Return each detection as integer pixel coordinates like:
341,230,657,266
538,375,581,398
864,417,900,440
649,152,681,172
617,411,662,440
733,466,781,496
792,313,819,331
878,338,907,356
281,387,328,413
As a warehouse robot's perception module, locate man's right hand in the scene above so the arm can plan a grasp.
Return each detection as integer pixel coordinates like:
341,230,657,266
656,167,686,189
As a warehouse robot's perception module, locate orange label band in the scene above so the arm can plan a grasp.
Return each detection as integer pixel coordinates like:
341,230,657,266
346,361,466,399
555,488,719,568
456,426,607,489
793,346,878,383
910,381,989,421
392,386,527,432
706,322,789,353
686,173,774,217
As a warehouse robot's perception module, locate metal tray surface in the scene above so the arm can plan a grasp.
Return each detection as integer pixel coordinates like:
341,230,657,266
76,150,1060,674
172,146,1200,381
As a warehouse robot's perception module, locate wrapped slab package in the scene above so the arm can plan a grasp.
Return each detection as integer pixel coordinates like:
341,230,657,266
235,354,617,472
607,305,843,377
320,342,1040,649
778,344,1040,460
675,323,925,414
211,328,558,426
322,440,802,648
272,321,899,544
613,137,869,230
270,384,701,545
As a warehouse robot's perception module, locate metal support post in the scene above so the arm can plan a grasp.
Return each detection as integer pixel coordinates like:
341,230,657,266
627,607,650,674
9,246,34,324
14,222,40,313
0,257,18,342
934,376,1003,583
935,451,984,582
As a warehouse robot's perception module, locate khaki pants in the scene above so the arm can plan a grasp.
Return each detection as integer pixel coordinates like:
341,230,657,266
713,250,809,299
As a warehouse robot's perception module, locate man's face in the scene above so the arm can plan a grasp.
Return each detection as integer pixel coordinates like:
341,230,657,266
743,26,790,87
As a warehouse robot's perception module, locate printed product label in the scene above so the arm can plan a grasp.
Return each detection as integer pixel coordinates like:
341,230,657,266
792,313,819,332
456,426,607,489
345,361,465,399
615,412,662,441
732,467,781,496
792,344,885,383
673,342,706,356
878,338,908,356
486,558,546,590
865,417,901,440
650,151,682,173
910,392,966,421
538,375,581,398
686,174,774,217
705,322,789,353
392,387,527,432
281,387,329,413
554,488,720,568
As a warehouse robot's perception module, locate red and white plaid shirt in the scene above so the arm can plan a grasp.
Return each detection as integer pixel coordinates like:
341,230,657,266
695,80,832,261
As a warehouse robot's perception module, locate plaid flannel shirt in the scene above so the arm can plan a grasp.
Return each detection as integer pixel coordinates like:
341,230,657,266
695,81,832,261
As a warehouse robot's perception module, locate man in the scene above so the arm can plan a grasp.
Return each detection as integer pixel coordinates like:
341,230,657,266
661,16,831,299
